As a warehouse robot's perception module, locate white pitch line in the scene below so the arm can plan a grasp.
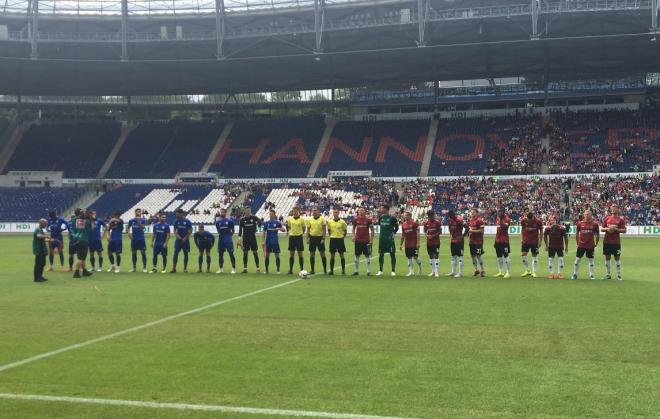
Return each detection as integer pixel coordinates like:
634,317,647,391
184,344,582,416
0,278,302,373
0,393,416,419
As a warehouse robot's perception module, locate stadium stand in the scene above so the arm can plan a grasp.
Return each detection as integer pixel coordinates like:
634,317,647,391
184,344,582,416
3,121,121,178
0,187,85,221
316,120,430,177
208,117,325,178
106,120,226,179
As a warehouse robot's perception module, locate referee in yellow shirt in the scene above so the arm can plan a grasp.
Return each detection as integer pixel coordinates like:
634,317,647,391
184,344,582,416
327,207,348,276
306,207,327,275
286,206,306,275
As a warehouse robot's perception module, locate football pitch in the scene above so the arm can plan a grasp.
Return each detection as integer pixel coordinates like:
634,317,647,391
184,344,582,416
1,234,659,418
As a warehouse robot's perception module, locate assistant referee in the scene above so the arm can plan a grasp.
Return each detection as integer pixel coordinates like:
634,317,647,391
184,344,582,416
286,207,306,275
327,208,347,276
306,207,327,275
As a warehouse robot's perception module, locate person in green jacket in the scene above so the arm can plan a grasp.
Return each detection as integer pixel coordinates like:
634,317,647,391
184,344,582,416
33,219,50,283
376,204,399,277
69,208,93,279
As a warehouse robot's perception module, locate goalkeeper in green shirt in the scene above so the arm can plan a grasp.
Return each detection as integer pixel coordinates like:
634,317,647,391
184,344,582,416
376,204,399,277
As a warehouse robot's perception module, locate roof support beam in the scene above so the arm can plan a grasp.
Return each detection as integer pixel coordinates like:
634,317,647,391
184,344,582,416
120,0,128,61
417,0,428,47
314,0,325,54
215,0,226,59
652,0,659,33
531,0,539,40
28,0,38,59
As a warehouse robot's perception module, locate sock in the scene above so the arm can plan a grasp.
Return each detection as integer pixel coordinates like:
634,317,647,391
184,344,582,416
49,253,54,266
615,260,621,276
289,256,294,272
198,255,203,271
450,256,456,273
243,253,248,269
254,252,260,269
116,255,121,267
275,255,281,272
379,254,384,271
558,257,563,273
90,254,96,268
206,255,211,271
340,256,345,273
505,256,511,273
311,256,316,272
229,252,236,269
183,252,189,270
141,252,147,268
471,256,479,270
162,255,167,270
522,256,529,270
605,259,611,275
478,255,485,271
588,258,594,277
298,256,304,270
390,253,396,272
416,258,422,269
59,253,64,266
132,253,137,269
548,258,554,274
532,257,538,273
458,256,464,274
99,256,103,268
497,257,503,272
407,259,413,272
69,255,74,269
219,252,225,268
321,256,327,273
330,255,335,271
109,253,115,266
354,257,359,273
365,257,371,273
173,250,179,268
573,257,580,275
153,253,158,267
265,255,270,272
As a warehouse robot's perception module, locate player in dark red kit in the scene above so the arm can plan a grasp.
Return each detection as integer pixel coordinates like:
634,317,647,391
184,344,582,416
601,204,626,281
445,210,468,277
543,218,568,279
424,210,442,277
493,209,511,278
520,211,543,278
352,207,375,276
400,211,421,277
468,208,486,277
571,209,600,280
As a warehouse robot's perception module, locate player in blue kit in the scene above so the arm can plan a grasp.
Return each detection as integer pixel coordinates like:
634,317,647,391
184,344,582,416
150,213,170,273
46,211,69,272
88,210,106,272
215,207,236,274
262,209,285,274
128,208,149,273
171,209,193,273
194,224,215,273
105,211,124,273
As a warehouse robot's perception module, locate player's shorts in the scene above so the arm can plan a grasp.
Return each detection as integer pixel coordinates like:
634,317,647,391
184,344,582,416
131,239,146,252
427,245,440,257
153,243,168,256
108,239,123,254
494,242,510,258
602,243,621,256
309,236,325,252
88,239,103,253
288,236,304,252
266,242,281,254
197,244,213,253
174,239,190,253
548,248,564,258
354,242,371,257
218,239,234,254
49,238,63,252
378,240,395,254
521,243,539,256
329,238,346,254
576,247,595,259
450,242,464,257
469,244,484,256
74,240,89,260
242,236,258,252
405,247,418,258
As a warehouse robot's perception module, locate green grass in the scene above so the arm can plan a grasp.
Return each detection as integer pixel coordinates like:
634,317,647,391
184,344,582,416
0,234,659,418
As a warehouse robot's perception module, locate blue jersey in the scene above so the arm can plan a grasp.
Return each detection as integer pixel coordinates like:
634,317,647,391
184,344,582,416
263,220,283,245
91,219,105,241
47,217,68,239
109,219,124,241
215,217,235,241
194,231,215,248
128,217,147,241
153,222,170,246
173,218,193,240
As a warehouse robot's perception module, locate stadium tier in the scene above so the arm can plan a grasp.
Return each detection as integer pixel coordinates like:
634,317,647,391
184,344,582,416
106,120,226,179
3,121,121,178
208,117,325,178
0,187,85,221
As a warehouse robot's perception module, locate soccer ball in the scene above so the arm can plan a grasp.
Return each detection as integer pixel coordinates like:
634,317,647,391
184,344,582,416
298,270,310,279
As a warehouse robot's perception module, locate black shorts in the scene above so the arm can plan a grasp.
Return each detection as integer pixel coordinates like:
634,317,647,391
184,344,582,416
576,247,594,259
405,247,419,258
469,244,484,256
74,241,88,260
450,242,464,257
242,236,258,252
548,248,564,258
288,236,304,252
427,245,439,257
329,238,346,254
355,242,371,257
494,242,510,258
603,243,621,256
309,236,326,252
521,244,539,256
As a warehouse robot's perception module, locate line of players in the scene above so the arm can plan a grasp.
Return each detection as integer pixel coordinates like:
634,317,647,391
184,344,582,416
43,202,626,280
